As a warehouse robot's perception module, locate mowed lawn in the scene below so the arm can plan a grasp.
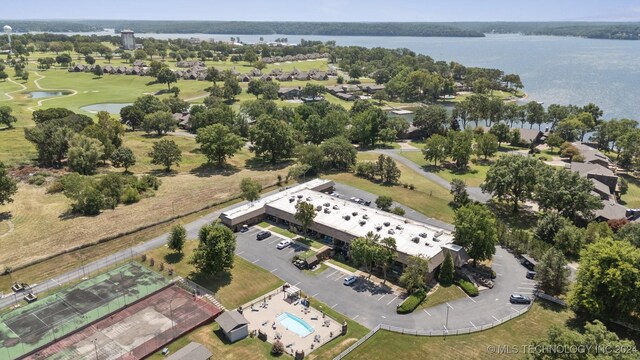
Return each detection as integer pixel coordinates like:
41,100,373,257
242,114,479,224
325,153,455,223
145,240,283,309
419,284,467,309
620,175,640,208
400,151,490,187
346,303,573,360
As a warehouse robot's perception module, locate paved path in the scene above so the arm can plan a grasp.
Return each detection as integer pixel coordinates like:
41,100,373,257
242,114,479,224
1,78,27,101
26,72,78,112
371,149,492,203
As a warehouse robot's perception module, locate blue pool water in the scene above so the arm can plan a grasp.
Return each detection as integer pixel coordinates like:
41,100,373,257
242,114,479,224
277,312,314,337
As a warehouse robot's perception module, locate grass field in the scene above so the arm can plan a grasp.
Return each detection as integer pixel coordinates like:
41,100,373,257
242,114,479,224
325,153,455,223
419,284,466,309
620,174,640,208
400,150,491,187
144,241,283,309
345,303,573,360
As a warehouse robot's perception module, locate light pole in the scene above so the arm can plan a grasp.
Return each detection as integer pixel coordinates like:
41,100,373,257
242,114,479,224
445,305,450,330
168,298,180,339
92,338,99,360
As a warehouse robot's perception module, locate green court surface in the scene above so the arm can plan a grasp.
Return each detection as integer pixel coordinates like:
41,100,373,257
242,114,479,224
0,262,170,359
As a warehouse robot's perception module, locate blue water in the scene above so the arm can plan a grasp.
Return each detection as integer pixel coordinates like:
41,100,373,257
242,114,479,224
80,103,132,114
29,91,65,99
277,312,314,337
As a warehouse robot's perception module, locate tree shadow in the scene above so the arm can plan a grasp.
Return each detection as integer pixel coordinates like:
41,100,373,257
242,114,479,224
487,201,539,230
189,163,241,177
245,157,293,171
421,164,443,173
188,270,233,295
0,212,11,221
164,252,184,264
149,169,179,177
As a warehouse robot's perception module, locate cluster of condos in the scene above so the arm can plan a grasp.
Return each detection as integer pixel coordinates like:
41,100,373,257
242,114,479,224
220,179,467,279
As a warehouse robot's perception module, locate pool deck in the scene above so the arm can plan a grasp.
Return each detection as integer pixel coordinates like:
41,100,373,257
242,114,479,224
241,289,342,355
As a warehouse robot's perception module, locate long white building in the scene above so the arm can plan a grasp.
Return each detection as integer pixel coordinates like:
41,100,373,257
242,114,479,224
220,179,465,276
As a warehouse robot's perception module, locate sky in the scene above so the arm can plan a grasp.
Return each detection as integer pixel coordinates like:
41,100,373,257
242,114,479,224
3,0,640,22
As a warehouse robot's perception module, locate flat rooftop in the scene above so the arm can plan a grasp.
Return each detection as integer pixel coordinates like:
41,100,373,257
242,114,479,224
267,189,454,259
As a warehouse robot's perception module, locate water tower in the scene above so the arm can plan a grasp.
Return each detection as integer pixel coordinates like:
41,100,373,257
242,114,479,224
3,25,12,54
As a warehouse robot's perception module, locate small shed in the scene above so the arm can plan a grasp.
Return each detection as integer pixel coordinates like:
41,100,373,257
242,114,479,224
166,342,212,360
216,310,249,343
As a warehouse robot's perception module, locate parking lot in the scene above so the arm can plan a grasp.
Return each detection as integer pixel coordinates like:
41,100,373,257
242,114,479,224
233,183,536,330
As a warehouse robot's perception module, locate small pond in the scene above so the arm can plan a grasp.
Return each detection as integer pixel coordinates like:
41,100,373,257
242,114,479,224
28,91,68,99
80,103,132,114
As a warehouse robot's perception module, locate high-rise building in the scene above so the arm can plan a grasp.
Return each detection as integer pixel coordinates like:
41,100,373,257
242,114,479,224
121,30,135,50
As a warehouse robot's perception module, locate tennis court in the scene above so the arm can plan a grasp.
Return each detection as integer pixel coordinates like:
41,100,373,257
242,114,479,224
0,262,170,359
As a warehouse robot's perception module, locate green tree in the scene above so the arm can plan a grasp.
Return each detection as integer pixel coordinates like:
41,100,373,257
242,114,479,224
570,238,640,317
454,203,497,267
399,255,430,293
149,139,182,171
162,97,189,114
119,105,145,130
168,224,186,254
534,212,570,243
616,222,640,247
83,111,125,163
0,161,17,206
190,222,236,274
294,201,316,241
439,251,455,286
525,101,547,130
249,115,296,164
196,124,244,166
545,133,564,152
110,146,136,172
447,130,474,169
412,105,448,137
296,144,324,175
240,177,262,202
350,232,381,277
61,174,104,215
247,79,264,99
422,134,447,167
349,107,386,147
222,72,242,101
536,248,569,296
142,111,176,136
133,94,170,115
378,237,397,284
475,133,499,160
489,122,510,147
67,134,105,175
553,224,584,257
481,154,541,212
320,136,357,171
535,167,603,221
93,64,103,78
449,178,470,209
156,67,177,90
375,195,393,211
0,106,17,129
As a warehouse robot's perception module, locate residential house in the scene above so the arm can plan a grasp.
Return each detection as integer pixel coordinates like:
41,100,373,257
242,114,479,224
166,342,213,360
335,92,356,101
173,112,191,130
102,65,115,74
70,64,86,72
278,87,301,100
237,74,252,82
269,68,283,76
249,68,262,77
116,65,127,74
260,74,273,82
295,72,310,81
215,311,249,344
572,142,614,168
311,72,328,81
325,85,345,94
362,84,386,94
277,73,293,82
132,60,146,67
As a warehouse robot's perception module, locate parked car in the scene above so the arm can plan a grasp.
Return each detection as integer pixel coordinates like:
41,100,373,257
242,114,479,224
277,239,292,249
509,293,531,304
256,231,272,240
526,271,537,279
240,225,249,233
343,275,357,286
293,259,307,270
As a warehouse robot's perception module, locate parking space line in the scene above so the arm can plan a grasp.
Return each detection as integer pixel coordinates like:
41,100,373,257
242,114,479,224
423,309,431,316
377,294,387,301
252,259,260,264
331,303,338,309
496,273,503,276
470,321,477,328
492,315,500,322
492,263,502,267
312,293,319,297
511,307,519,312
326,270,338,278
293,282,301,286
334,275,343,282
237,251,245,255
467,295,477,303
287,249,295,254
352,315,359,321
386,296,398,305
270,268,278,273
446,302,454,310
268,239,279,245
517,287,536,290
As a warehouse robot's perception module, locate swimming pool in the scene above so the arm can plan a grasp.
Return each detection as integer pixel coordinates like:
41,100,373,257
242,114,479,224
276,312,314,337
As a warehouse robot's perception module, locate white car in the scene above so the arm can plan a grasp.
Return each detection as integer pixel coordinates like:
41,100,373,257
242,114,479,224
343,275,357,286
276,239,292,249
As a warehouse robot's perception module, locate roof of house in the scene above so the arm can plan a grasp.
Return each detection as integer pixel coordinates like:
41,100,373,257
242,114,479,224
572,142,613,166
567,162,616,178
591,178,613,195
278,87,300,94
166,342,212,360
595,201,627,221
216,311,249,333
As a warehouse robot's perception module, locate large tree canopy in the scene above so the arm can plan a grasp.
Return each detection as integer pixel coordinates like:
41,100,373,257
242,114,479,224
481,154,541,212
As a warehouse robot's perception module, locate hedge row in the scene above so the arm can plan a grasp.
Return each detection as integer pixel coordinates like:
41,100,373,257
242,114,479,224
457,279,479,297
396,289,426,314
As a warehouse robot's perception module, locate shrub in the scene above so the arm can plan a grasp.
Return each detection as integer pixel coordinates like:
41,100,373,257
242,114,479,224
149,258,155,267
391,206,406,216
572,154,585,163
159,262,164,271
121,186,141,204
408,184,415,190
537,155,549,161
457,279,479,297
47,180,64,193
139,174,161,191
271,340,285,355
140,254,147,262
28,174,47,186
396,289,426,314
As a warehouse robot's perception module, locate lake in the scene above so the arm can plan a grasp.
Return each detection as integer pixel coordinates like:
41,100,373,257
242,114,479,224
80,103,132,114
29,30,640,120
